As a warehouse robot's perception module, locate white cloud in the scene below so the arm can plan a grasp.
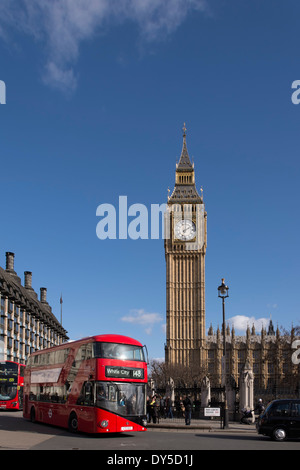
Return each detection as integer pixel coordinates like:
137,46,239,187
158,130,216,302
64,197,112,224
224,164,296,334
121,308,163,334
0,0,207,92
44,61,77,93
227,315,270,333
151,356,165,362
267,303,278,309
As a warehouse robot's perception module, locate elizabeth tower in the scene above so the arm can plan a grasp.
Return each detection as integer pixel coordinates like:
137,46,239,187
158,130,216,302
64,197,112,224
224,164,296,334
165,125,207,368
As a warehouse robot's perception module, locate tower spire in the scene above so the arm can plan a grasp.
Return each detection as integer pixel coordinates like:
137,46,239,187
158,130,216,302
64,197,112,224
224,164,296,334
168,122,202,203
177,122,193,170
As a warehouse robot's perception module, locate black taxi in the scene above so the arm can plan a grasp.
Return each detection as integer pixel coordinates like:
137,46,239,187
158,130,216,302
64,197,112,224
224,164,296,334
257,399,300,441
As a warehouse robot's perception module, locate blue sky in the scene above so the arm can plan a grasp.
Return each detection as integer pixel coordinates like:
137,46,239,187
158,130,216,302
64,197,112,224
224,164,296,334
0,0,300,360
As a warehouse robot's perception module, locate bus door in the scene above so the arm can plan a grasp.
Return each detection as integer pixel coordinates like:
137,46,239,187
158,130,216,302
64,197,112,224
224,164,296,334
18,384,24,409
76,381,96,432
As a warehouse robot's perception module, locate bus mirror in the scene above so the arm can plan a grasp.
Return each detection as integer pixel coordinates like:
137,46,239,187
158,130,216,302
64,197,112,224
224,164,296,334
143,345,149,365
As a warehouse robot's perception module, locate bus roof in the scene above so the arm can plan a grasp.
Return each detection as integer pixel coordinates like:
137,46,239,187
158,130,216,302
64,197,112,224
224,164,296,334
0,360,26,366
92,334,143,346
29,334,143,356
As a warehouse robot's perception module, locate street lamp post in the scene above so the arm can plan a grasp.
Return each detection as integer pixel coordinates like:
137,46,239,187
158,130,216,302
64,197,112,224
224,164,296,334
218,278,229,429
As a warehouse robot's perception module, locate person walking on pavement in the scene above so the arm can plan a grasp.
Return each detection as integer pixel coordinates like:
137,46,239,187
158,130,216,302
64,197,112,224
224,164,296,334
183,394,192,425
149,395,158,424
166,397,173,419
160,396,166,419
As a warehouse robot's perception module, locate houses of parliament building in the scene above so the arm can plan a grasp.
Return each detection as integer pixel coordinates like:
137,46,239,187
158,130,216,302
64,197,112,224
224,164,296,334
164,126,299,393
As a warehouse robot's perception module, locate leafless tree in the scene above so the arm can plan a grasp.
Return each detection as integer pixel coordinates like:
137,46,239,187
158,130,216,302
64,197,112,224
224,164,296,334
148,359,207,389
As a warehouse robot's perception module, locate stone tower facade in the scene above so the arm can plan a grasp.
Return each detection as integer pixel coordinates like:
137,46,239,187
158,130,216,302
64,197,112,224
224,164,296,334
163,127,299,395
165,125,207,368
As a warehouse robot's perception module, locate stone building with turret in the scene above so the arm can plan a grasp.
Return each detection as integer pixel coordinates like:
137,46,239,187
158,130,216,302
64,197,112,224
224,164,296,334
205,321,299,392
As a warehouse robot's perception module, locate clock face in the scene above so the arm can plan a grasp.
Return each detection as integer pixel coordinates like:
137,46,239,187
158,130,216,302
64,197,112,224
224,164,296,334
174,219,196,241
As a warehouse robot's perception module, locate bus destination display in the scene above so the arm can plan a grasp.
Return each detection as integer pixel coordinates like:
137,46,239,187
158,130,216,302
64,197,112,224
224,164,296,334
105,366,144,379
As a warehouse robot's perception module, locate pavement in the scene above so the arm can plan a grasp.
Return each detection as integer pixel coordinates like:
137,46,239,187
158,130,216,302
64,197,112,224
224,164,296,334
147,417,257,433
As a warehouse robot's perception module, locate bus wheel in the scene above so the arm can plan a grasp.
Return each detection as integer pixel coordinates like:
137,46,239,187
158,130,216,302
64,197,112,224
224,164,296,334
30,407,36,423
68,412,78,433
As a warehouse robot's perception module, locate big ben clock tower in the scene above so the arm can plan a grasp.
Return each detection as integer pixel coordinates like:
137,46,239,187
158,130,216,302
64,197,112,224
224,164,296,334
165,124,207,368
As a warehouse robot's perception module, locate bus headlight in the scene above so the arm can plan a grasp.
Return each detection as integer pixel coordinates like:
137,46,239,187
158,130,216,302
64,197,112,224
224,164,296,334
142,418,147,427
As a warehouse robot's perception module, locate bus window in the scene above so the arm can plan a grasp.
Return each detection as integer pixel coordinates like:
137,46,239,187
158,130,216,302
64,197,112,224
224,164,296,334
0,362,18,401
0,384,17,401
95,381,146,416
77,381,94,406
93,343,145,362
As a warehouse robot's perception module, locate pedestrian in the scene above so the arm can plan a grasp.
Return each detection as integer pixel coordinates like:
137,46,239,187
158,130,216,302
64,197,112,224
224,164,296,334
149,395,158,424
166,397,173,419
160,396,166,419
183,394,192,425
146,397,151,422
175,397,182,418
254,398,265,416
194,398,201,418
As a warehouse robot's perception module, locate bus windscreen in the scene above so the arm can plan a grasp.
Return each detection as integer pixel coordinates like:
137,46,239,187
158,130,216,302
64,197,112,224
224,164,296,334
95,382,146,416
93,343,145,362
0,362,18,401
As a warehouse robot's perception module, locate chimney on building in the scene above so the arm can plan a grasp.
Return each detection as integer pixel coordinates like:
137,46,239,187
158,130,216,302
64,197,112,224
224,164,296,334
24,271,33,290
6,252,15,273
40,287,47,303
5,251,21,284
24,271,38,298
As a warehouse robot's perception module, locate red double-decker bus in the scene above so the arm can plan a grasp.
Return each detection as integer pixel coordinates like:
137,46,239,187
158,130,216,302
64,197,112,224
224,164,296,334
0,361,25,410
23,334,148,433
